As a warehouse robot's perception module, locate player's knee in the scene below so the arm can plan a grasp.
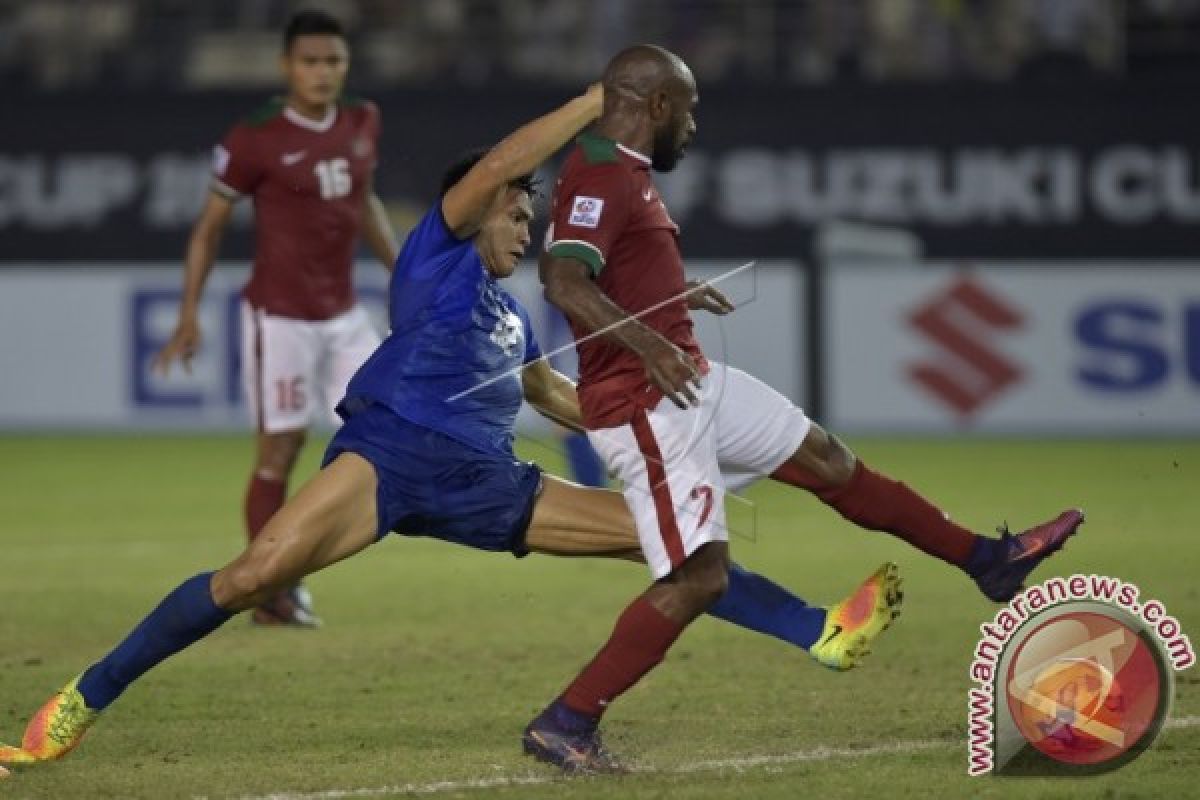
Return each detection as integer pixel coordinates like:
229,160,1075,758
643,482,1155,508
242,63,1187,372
682,545,730,606
799,424,857,487
696,566,729,605
213,542,295,609
213,560,274,610
824,434,857,486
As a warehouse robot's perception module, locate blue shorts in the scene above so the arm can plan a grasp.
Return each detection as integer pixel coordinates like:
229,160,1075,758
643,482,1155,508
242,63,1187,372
322,401,543,556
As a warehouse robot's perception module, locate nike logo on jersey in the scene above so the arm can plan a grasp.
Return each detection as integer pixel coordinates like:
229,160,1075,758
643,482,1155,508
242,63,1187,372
643,188,655,202
281,150,308,166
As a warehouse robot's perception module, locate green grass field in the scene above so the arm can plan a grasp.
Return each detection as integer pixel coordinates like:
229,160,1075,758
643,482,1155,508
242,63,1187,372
1,435,1197,799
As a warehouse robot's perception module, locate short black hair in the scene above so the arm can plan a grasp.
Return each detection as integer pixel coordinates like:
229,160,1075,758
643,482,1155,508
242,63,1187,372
283,10,345,51
440,147,540,198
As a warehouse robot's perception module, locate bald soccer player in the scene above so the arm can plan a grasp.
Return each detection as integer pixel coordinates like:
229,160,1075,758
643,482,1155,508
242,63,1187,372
522,45,1083,772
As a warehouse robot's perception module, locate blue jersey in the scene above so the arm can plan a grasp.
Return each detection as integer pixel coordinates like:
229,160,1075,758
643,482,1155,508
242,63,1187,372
342,204,541,457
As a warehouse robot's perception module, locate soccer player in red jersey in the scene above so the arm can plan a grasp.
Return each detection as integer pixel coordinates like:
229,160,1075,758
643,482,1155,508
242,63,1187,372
522,45,1085,772
153,11,398,627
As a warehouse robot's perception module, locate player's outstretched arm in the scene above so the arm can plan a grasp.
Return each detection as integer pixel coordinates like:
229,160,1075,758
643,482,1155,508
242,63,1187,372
441,84,604,239
153,191,234,375
540,254,701,409
521,358,586,433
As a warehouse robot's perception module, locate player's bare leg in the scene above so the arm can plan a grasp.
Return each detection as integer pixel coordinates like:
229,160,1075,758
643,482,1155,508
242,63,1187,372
524,476,642,560
0,453,379,768
771,421,1083,602
215,452,380,610
246,428,320,625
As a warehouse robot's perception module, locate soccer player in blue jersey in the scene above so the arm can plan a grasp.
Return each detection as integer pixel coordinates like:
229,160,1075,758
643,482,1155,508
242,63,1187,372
0,84,900,773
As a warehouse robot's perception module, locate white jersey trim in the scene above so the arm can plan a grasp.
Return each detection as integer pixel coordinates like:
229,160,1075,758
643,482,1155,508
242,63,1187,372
210,178,243,200
284,104,338,133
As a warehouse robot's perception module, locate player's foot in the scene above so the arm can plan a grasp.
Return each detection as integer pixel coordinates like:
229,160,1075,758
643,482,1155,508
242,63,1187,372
0,675,99,765
251,584,322,628
973,509,1085,603
522,700,626,774
809,562,903,672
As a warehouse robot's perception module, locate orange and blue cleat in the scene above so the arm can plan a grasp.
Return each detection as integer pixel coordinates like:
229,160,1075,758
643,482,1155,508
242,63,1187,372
809,562,904,671
0,675,99,767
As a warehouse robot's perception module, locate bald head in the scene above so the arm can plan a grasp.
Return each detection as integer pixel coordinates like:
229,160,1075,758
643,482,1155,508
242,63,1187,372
602,44,692,102
597,44,698,172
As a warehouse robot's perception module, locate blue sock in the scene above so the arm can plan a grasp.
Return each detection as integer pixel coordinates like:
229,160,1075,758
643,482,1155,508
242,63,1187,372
564,433,606,488
77,572,233,710
706,563,826,650
964,536,1005,577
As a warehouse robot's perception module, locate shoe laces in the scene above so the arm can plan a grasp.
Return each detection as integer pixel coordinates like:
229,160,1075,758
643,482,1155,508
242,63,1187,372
46,691,90,747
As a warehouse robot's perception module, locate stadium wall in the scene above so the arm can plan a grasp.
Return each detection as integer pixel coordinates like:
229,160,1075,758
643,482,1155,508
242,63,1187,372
823,262,1199,435
1,262,1195,435
0,261,804,433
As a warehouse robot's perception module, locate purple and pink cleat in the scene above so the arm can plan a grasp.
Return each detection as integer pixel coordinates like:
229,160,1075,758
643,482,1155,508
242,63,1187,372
973,508,1086,602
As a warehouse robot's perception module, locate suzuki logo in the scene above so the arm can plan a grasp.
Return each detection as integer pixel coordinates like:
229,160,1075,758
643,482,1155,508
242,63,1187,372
907,277,1024,418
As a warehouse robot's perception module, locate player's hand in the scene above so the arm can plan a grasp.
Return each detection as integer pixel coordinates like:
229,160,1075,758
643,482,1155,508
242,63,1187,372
639,336,701,409
685,280,735,315
153,317,202,376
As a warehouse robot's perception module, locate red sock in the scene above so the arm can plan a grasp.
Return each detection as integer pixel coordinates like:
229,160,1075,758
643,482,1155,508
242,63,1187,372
771,460,977,567
561,597,686,718
244,472,286,543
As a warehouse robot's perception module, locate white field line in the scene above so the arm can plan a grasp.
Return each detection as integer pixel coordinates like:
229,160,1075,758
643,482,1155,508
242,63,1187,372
223,716,1200,800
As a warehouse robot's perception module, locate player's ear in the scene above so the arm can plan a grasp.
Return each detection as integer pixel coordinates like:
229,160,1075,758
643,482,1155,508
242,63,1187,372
648,88,673,123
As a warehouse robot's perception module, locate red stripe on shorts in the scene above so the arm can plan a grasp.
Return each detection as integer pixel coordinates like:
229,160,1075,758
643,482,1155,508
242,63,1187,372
252,309,265,433
630,409,686,569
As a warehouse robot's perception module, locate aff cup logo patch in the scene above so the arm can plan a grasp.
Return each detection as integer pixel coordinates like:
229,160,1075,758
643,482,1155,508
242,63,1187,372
568,196,604,228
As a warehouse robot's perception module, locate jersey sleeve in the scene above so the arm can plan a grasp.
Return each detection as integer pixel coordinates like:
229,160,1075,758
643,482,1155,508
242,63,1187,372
544,163,631,277
211,124,264,199
395,203,464,280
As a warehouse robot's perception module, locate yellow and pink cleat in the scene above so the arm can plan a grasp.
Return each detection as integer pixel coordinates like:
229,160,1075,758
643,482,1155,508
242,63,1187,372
0,675,99,768
809,562,904,671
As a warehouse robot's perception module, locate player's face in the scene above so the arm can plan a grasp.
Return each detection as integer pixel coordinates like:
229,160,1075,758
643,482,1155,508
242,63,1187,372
282,34,349,110
651,72,698,173
478,188,534,279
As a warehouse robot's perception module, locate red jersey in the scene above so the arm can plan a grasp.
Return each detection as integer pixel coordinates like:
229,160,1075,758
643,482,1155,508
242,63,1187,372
212,96,380,321
545,132,707,428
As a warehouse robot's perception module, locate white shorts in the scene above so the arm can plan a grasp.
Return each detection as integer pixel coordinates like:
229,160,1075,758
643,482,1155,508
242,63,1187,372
587,363,811,579
240,301,381,434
